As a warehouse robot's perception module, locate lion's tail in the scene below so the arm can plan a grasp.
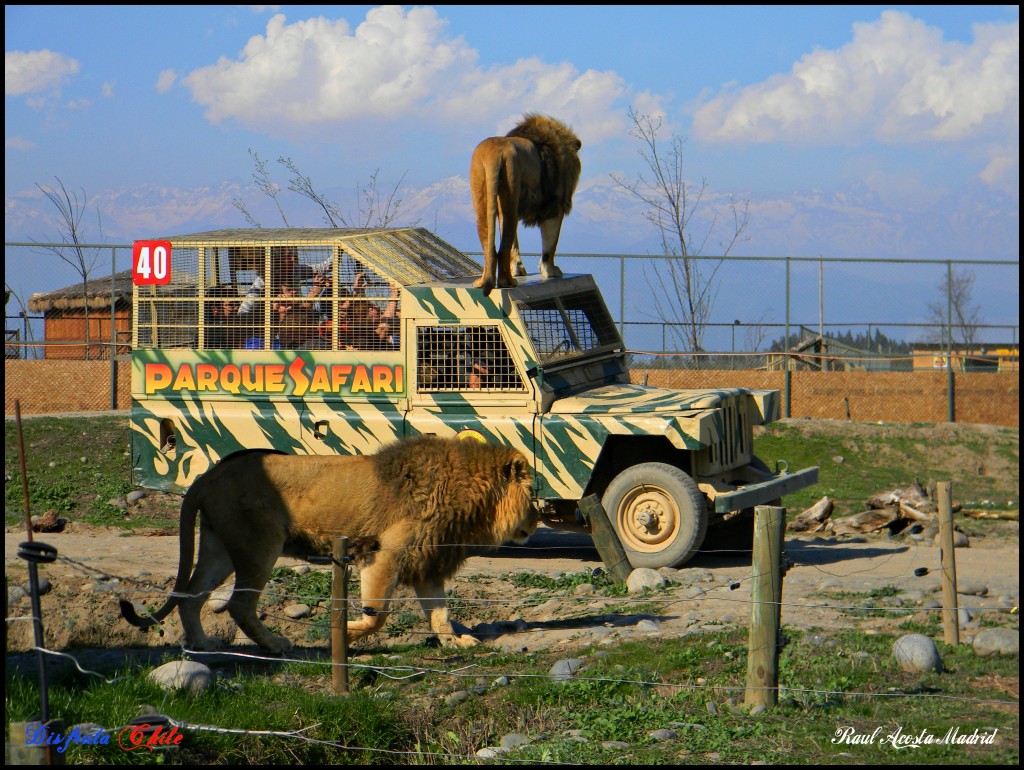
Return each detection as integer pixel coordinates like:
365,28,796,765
479,154,505,297
119,482,202,632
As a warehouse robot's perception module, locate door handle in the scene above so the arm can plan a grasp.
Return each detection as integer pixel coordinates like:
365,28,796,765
312,420,329,441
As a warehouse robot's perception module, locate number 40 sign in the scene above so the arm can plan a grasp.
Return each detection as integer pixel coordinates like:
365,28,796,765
132,240,172,285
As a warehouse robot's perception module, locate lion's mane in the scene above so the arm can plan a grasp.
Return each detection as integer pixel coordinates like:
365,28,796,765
370,435,535,584
504,113,582,226
120,436,535,652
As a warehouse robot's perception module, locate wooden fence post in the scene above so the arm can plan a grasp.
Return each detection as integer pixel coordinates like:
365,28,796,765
744,505,786,709
7,721,66,765
936,482,960,645
579,495,633,584
331,536,349,695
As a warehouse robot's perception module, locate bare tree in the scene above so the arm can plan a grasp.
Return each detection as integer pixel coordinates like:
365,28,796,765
611,109,750,367
354,168,410,229
33,178,104,359
232,151,415,229
233,149,292,228
925,267,982,353
4,284,39,359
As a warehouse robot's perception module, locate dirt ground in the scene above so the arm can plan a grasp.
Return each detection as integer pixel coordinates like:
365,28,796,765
5,419,1019,663
5,518,1019,663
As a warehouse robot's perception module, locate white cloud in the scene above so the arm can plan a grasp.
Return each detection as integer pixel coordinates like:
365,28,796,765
5,135,35,151
693,11,1019,146
978,147,1020,195
102,82,115,98
5,49,80,97
181,7,647,145
156,69,177,94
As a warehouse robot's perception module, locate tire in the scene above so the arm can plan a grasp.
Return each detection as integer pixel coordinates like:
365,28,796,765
601,463,708,569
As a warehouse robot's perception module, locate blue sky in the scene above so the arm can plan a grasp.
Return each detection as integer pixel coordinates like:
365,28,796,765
4,5,1019,338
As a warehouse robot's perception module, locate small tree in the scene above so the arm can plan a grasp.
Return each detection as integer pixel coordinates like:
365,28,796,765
232,151,414,229
611,109,750,368
4,285,39,359
925,268,982,356
33,178,105,359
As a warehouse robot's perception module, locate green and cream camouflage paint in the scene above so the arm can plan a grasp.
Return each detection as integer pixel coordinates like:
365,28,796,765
131,228,816,567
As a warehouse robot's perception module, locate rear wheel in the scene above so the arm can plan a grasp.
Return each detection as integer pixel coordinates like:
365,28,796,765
601,463,708,569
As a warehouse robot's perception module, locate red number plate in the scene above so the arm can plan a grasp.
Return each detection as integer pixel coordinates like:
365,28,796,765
132,240,172,285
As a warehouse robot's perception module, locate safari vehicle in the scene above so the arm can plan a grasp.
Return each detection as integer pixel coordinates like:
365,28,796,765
131,227,817,568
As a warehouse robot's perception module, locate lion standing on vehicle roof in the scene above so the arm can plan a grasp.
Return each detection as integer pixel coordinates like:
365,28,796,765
119,436,537,652
470,113,582,296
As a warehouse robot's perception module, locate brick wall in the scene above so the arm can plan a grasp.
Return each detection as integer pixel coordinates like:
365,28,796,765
633,369,1019,427
4,360,1019,427
5,360,131,415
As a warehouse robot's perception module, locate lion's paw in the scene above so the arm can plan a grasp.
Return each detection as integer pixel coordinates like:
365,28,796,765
444,634,481,649
262,635,294,654
540,263,563,279
186,635,224,652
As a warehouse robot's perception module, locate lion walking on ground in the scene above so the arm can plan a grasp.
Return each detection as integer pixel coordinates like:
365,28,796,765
120,436,536,652
470,113,582,296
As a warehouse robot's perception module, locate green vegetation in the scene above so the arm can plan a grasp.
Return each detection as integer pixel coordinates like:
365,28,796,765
506,568,630,595
753,420,1019,515
6,415,1018,534
6,628,1018,765
5,414,1019,764
4,415,141,529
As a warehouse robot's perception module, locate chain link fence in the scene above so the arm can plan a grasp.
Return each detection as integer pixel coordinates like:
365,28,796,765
5,241,1019,425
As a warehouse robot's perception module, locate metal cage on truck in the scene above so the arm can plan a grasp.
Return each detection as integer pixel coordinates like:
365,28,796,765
131,227,817,568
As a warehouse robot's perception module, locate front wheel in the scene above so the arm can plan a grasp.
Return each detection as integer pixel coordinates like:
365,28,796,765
601,463,708,569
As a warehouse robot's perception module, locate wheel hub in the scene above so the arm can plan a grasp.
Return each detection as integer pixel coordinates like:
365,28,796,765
636,509,658,530
618,488,680,552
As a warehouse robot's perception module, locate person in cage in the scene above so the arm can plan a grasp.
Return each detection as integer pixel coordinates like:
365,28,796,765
468,356,491,389
466,327,502,388
272,283,321,349
238,246,331,317
204,283,248,348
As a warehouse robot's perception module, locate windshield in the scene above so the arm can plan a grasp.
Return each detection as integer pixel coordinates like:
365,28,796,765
518,290,622,364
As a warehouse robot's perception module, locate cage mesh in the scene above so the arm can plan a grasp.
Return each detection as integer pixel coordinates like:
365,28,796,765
518,291,621,363
416,325,526,392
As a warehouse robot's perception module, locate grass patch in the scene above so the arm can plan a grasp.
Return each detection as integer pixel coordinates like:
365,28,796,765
505,569,630,596
6,415,1017,539
754,421,1019,516
4,415,158,530
6,627,1018,765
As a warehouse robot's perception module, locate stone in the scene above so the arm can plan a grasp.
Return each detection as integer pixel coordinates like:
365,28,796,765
444,690,471,706
627,568,666,593
892,634,943,673
549,658,584,682
972,627,1019,657
649,728,677,741
933,530,970,548
209,586,233,612
148,661,213,694
500,733,530,749
957,582,989,597
284,604,311,619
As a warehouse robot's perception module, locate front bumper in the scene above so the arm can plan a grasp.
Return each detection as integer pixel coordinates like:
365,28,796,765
712,466,819,513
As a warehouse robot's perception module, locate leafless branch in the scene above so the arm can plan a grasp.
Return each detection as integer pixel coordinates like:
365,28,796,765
33,177,103,358
611,109,751,367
